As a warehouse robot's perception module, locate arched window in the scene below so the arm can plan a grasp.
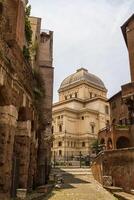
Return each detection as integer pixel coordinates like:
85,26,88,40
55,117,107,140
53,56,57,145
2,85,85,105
65,96,67,100
100,138,105,145
75,92,78,98
105,105,109,114
58,141,62,147
82,142,85,147
112,118,116,125
82,116,84,120
107,138,113,150
59,150,62,156
91,125,95,133
59,124,62,132
52,126,54,134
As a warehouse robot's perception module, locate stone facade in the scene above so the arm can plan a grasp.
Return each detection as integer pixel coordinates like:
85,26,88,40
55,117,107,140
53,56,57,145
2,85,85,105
52,68,109,162
0,1,53,198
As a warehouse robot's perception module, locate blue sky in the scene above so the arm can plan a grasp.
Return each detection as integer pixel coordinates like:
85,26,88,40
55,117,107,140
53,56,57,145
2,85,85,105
30,0,134,102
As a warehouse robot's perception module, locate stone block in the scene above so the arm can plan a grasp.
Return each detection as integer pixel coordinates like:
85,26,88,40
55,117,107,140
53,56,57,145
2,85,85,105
16,188,27,199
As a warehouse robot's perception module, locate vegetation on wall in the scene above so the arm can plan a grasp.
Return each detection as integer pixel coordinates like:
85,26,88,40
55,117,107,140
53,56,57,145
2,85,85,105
23,4,32,61
23,45,31,61
25,4,32,45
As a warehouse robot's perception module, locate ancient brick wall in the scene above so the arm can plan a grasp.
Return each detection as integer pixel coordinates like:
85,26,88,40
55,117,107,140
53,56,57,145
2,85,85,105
126,20,134,82
36,30,53,185
91,148,134,192
0,0,38,197
4,0,25,49
98,125,130,150
91,154,103,184
0,0,53,197
108,92,128,125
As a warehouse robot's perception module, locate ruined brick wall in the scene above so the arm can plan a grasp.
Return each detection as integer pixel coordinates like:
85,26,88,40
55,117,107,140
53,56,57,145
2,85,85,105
0,0,38,197
5,0,25,49
109,92,128,124
36,31,53,185
125,20,134,82
39,31,53,123
91,154,103,184
29,17,41,69
0,0,54,197
92,148,134,192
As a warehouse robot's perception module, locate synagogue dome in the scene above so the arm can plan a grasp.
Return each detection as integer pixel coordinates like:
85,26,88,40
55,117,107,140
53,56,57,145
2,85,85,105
59,68,106,90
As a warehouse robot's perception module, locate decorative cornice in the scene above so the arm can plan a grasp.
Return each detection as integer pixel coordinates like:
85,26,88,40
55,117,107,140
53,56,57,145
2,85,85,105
58,80,107,93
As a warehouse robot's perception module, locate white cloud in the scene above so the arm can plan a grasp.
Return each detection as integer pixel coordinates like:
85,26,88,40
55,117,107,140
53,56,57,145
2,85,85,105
30,0,134,102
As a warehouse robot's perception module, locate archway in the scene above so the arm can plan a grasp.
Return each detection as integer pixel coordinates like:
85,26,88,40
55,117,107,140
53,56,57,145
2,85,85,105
116,137,130,149
112,118,116,125
100,138,105,144
100,138,106,151
107,138,113,150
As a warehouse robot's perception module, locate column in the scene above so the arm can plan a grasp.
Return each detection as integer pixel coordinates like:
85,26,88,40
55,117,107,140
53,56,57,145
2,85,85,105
0,105,18,195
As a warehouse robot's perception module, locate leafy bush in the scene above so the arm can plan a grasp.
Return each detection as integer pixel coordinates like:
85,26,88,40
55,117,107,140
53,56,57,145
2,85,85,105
23,45,31,61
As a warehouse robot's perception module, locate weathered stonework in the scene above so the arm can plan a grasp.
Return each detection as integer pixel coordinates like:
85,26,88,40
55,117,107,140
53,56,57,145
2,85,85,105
92,148,134,192
30,18,54,186
0,0,53,198
92,14,134,195
0,105,18,194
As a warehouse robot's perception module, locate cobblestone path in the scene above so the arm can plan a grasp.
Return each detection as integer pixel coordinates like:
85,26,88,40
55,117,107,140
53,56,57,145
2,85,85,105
43,168,117,200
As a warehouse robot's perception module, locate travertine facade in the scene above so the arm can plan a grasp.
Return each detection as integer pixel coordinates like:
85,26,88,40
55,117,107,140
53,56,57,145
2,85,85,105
52,68,109,161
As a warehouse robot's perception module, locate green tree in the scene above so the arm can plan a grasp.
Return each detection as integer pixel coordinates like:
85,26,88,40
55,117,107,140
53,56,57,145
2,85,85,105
91,139,100,154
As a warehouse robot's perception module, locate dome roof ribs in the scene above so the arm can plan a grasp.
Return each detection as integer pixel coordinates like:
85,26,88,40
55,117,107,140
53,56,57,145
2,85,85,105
59,67,106,91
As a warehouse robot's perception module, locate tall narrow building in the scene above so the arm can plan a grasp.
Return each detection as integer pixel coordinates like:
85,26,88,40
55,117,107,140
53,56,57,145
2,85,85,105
30,17,54,185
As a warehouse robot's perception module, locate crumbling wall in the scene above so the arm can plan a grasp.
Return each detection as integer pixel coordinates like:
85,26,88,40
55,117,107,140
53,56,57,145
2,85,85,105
91,148,134,192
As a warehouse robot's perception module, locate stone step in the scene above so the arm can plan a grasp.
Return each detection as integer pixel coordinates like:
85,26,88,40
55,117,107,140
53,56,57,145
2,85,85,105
114,192,134,200
16,193,46,200
104,186,123,193
51,168,91,174
26,193,46,200
16,185,54,200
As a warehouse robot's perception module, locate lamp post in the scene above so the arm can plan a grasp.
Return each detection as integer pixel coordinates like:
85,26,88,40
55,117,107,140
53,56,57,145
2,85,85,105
53,151,56,168
64,129,67,163
79,151,82,168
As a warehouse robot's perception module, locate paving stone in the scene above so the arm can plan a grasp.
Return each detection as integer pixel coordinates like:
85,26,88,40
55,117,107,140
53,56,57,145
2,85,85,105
42,168,117,200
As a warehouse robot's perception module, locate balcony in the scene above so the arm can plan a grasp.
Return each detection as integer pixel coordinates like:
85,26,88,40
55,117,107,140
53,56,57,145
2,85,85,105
115,124,129,131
